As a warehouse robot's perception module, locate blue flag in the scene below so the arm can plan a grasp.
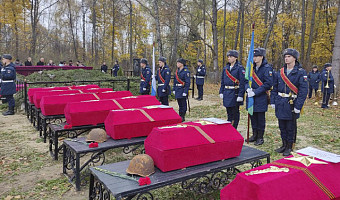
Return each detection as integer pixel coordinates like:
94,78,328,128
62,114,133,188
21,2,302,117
245,29,254,115
151,43,157,96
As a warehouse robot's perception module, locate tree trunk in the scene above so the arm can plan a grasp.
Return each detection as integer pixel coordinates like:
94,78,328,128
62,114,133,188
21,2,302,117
111,0,115,64
234,0,242,50
222,0,227,67
306,0,317,68
264,0,282,48
331,1,340,103
264,0,269,25
203,0,207,63
170,0,181,68
30,0,39,58
92,0,98,65
82,0,86,62
300,0,306,65
11,0,19,58
129,0,133,70
212,0,218,73
282,0,291,50
67,0,78,60
154,0,163,56
238,0,245,64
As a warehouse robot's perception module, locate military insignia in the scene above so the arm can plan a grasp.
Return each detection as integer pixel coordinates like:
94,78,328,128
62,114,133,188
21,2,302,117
7,70,11,73
187,73,190,77
303,76,307,81
269,71,273,76
242,70,245,74
167,71,169,75
147,71,150,74
184,69,187,71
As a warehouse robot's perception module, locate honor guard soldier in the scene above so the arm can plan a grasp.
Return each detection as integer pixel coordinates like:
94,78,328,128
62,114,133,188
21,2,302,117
140,58,152,95
195,59,206,101
271,48,308,156
307,65,320,98
1,54,16,116
321,63,334,109
173,58,190,122
246,48,273,145
112,60,120,77
219,50,246,129
156,57,171,105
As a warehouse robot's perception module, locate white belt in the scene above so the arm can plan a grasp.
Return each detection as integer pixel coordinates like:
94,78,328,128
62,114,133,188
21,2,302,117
1,80,14,83
278,92,297,98
196,76,205,78
141,79,145,82
225,86,239,89
176,84,183,86
158,84,164,86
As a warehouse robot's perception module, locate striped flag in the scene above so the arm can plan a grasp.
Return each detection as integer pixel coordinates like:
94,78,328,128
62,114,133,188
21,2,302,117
151,43,157,96
245,26,255,115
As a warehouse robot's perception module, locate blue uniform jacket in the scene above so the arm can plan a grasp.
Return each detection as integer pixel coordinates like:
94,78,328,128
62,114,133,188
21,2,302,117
307,71,320,89
321,69,334,94
271,62,308,120
156,65,171,97
140,66,152,94
219,61,246,107
0,62,16,95
112,64,120,76
173,66,190,99
246,59,273,112
195,65,206,85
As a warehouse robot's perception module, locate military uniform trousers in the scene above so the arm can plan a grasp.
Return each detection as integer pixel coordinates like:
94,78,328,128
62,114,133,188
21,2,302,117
177,98,187,115
250,112,265,132
321,92,331,108
278,117,296,143
226,105,240,129
308,85,318,98
159,96,169,106
2,95,15,107
197,84,203,99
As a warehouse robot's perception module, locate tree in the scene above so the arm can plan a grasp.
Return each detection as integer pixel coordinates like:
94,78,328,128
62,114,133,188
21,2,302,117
331,0,340,103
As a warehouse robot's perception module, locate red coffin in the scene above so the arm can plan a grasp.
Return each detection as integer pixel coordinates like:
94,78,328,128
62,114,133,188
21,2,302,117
27,84,99,103
220,154,340,200
64,95,161,127
144,119,244,172
40,90,133,116
105,105,182,140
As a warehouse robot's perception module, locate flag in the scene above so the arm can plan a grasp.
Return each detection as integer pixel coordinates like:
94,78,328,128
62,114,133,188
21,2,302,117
245,26,255,115
151,43,157,96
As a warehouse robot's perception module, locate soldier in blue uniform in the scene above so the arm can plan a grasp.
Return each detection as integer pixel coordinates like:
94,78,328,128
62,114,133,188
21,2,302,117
219,50,245,129
173,58,190,122
156,57,171,105
139,58,152,95
1,54,16,116
320,63,334,109
246,48,273,145
195,59,206,101
112,60,120,77
100,62,108,73
271,48,308,156
307,65,320,98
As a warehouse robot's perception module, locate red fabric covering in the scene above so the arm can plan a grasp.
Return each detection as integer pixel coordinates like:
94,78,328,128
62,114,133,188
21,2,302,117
144,121,244,172
33,90,82,108
220,155,340,200
64,95,161,127
27,85,99,103
105,106,182,139
40,90,132,116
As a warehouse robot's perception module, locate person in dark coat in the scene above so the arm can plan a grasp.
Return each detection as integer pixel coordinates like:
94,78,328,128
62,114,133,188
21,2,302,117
219,50,246,129
100,62,108,73
320,63,334,109
37,58,45,66
140,58,152,95
307,65,320,98
1,54,16,116
24,57,33,66
195,59,206,101
246,48,273,145
271,48,308,156
173,58,190,122
156,57,171,105
112,60,120,77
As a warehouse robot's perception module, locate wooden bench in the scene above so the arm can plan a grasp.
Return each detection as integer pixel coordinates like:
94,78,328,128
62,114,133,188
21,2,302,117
48,123,104,160
39,113,65,143
63,137,146,191
89,145,270,200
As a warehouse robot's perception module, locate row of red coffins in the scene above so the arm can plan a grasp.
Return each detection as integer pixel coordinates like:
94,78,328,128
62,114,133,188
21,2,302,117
40,90,133,116
220,153,340,200
28,84,99,103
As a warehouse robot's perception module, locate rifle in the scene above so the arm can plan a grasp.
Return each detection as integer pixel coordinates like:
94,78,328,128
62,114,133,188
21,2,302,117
289,97,297,149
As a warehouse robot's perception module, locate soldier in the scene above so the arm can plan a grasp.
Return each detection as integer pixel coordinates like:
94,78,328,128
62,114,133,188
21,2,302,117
195,59,206,101
320,63,334,109
112,60,120,77
246,48,273,145
173,58,190,122
219,50,245,129
140,58,152,95
156,57,171,105
271,48,308,156
100,62,108,73
307,65,320,98
1,54,16,116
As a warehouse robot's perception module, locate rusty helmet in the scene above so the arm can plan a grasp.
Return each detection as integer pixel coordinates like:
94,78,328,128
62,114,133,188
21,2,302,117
126,154,155,177
86,128,108,143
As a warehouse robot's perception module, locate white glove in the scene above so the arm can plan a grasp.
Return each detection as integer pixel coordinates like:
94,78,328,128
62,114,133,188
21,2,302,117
219,94,223,99
183,93,187,97
101,70,105,73
173,91,175,95
247,90,255,97
162,89,166,92
198,69,201,72
294,108,300,113
194,75,196,78
271,104,275,109
143,88,146,91
236,97,243,102
246,88,252,93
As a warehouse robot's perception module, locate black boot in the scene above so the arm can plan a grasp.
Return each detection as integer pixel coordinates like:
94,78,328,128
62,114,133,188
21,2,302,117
180,113,185,122
254,130,264,146
275,140,287,153
283,142,293,156
245,130,257,142
2,107,14,116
